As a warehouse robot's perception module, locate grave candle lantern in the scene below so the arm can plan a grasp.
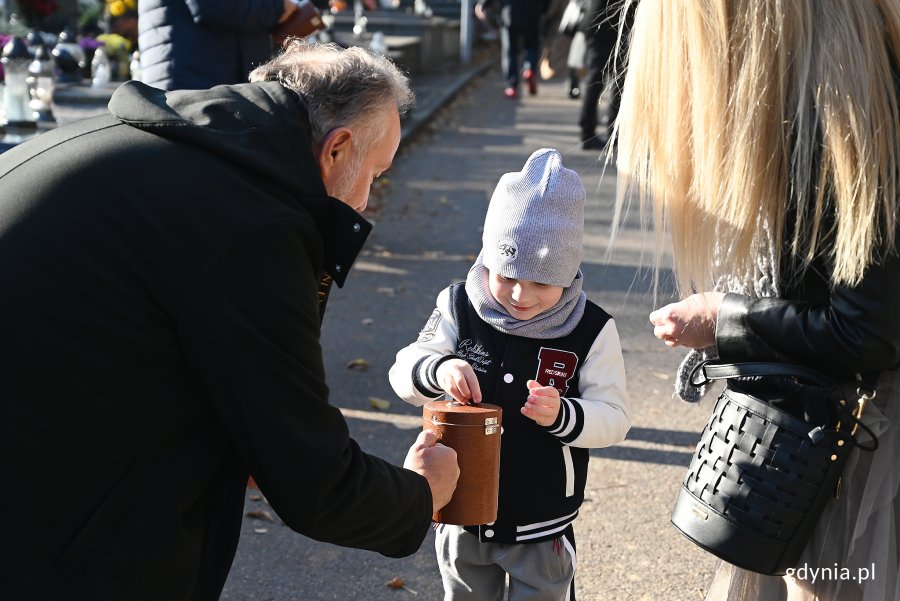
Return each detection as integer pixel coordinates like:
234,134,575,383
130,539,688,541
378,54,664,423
1,36,35,128
27,43,55,122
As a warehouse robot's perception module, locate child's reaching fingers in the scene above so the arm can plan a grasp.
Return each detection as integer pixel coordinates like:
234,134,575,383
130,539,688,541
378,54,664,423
521,387,561,427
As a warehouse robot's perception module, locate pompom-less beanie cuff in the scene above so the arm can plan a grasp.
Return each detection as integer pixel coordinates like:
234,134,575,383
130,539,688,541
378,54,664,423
481,148,585,288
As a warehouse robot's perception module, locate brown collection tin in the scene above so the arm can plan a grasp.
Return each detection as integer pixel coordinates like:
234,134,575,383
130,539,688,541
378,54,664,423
423,400,502,525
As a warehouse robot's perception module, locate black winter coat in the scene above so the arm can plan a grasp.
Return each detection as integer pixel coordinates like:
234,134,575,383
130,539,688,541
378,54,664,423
0,81,432,600
138,0,281,90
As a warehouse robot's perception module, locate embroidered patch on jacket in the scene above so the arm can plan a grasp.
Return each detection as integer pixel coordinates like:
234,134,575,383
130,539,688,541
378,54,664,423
456,339,493,374
535,347,579,396
417,309,442,342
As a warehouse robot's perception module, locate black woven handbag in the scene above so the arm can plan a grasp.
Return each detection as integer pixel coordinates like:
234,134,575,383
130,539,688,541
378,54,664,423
670,361,878,575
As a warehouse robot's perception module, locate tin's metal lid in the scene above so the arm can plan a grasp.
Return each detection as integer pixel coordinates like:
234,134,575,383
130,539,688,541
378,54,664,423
423,400,503,427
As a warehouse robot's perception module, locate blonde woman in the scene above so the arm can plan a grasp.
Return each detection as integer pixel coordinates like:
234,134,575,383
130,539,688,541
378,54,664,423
614,1,900,600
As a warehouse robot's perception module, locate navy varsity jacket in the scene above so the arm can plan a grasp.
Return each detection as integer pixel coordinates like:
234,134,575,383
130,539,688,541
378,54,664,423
390,282,630,544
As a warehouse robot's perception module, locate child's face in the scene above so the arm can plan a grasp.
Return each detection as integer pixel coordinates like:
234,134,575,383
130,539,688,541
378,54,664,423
488,271,565,321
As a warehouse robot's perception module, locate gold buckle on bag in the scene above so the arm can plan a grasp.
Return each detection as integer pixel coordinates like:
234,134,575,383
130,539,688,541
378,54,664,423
834,382,876,498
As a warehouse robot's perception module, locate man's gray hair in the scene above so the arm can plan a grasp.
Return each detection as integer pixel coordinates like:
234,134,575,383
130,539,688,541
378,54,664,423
250,41,414,151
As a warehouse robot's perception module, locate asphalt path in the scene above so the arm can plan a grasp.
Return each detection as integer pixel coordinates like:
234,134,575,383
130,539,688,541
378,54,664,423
221,65,720,601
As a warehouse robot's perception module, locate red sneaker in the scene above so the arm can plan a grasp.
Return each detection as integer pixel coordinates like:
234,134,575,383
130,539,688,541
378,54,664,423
523,69,537,95
504,87,518,99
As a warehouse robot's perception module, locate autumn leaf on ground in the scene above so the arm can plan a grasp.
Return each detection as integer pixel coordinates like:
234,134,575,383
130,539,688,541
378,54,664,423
386,577,418,595
246,509,275,522
346,358,370,371
369,397,391,411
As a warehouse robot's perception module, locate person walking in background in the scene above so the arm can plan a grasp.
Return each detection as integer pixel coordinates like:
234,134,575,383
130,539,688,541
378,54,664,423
475,0,552,99
0,42,459,600
578,0,629,150
549,0,587,100
615,1,900,599
390,148,630,601
138,0,305,89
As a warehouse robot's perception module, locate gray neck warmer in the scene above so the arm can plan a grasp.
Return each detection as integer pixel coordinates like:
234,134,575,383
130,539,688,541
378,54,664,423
464,252,587,339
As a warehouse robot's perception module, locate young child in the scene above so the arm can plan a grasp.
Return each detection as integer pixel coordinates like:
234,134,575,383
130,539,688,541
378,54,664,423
389,148,630,601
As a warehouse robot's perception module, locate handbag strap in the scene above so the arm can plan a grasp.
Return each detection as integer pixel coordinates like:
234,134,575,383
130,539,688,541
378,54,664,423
689,360,833,388
690,360,879,393
690,360,880,452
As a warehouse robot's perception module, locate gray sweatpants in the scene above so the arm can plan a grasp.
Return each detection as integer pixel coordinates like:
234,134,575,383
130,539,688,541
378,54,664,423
435,523,577,601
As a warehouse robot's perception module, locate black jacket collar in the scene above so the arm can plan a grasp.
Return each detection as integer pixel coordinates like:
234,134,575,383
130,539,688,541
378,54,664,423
321,197,372,288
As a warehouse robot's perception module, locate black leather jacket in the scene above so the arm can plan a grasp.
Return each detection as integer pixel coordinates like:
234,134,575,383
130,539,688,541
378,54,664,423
716,252,900,379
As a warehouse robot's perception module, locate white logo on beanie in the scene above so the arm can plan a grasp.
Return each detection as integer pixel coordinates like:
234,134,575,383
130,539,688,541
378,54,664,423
497,239,518,262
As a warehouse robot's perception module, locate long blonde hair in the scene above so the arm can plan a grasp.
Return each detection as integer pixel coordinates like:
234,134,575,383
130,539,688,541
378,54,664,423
613,0,900,294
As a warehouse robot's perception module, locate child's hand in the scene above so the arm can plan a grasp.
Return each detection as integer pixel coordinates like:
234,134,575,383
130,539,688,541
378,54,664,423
522,380,560,426
436,359,482,403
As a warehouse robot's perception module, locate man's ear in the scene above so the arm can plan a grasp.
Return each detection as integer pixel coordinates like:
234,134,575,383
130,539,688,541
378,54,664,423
316,127,354,181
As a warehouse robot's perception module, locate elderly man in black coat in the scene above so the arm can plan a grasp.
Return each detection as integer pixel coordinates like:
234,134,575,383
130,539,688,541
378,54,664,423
0,41,458,601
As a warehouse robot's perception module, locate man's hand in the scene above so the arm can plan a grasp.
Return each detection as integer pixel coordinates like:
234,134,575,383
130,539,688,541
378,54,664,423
436,358,482,403
649,291,725,349
404,430,459,514
522,380,561,427
274,0,325,48
278,0,298,23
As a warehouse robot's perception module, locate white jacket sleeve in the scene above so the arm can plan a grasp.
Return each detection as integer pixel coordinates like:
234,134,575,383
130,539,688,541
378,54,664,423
389,287,459,407
545,319,630,448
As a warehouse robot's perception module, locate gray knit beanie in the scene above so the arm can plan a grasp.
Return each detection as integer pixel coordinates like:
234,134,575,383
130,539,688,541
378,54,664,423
482,148,585,288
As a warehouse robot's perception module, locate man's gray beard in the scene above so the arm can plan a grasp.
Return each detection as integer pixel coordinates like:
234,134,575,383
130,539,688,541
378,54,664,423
329,148,366,205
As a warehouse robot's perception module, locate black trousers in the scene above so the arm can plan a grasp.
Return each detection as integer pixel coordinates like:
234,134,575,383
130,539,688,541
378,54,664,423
578,24,619,141
501,24,541,88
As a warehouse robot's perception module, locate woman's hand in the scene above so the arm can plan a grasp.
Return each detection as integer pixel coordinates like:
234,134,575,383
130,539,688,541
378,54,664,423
649,292,725,349
436,358,482,403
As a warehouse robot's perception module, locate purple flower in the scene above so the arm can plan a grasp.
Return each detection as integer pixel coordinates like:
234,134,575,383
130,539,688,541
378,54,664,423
0,35,11,82
79,37,104,50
